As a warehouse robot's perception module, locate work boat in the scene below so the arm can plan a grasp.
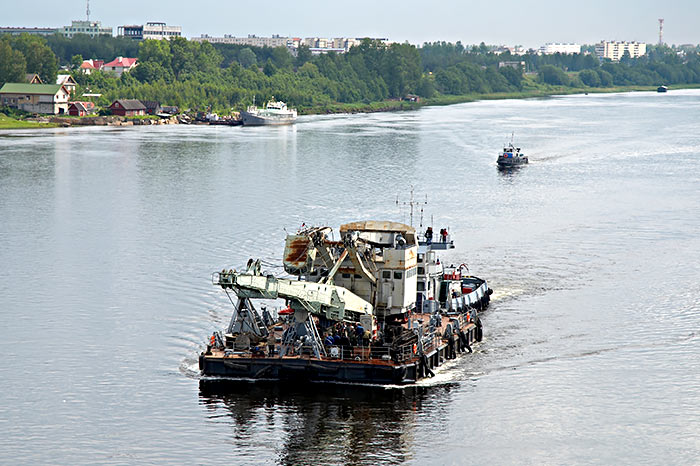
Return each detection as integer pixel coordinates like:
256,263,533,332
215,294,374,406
199,221,492,385
240,98,297,126
497,141,528,167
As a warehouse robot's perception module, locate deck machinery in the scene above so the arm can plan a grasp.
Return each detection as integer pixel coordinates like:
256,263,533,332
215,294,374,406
200,221,491,384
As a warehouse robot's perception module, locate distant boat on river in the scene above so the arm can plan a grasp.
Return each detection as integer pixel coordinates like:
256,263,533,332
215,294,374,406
497,133,528,167
240,97,297,126
657,85,668,93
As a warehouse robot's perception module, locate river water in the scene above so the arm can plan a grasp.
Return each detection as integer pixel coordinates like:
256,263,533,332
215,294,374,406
1,90,699,465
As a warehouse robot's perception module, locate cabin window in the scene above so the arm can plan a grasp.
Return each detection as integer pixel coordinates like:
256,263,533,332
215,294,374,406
393,271,402,280
417,254,424,263
354,274,361,279
341,273,351,279
382,271,391,279
417,282,425,291
418,267,425,275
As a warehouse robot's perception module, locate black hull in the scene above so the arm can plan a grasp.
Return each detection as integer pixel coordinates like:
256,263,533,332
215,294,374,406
200,320,484,385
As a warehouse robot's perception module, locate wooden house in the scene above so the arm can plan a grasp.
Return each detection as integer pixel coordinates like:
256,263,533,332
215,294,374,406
56,75,78,96
108,99,146,116
0,83,70,114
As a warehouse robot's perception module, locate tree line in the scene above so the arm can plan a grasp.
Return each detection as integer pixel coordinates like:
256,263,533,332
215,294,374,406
2,33,700,113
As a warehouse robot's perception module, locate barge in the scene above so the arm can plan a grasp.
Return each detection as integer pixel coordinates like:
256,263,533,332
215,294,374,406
200,221,491,385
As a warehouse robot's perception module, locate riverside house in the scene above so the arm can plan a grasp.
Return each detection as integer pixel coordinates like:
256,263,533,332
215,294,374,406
56,75,78,96
67,101,95,116
0,83,70,114
108,99,146,116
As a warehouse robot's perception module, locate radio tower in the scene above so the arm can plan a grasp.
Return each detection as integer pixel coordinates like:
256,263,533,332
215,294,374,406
658,18,664,45
86,0,91,21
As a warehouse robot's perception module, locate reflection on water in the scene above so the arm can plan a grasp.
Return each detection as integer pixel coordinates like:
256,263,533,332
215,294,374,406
199,380,454,465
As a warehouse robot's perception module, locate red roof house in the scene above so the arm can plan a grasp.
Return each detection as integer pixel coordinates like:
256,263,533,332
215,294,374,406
79,59,104,75
67,101,95,116
103,57,138,77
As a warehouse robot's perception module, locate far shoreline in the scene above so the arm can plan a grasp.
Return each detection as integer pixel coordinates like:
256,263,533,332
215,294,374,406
2,84,699,130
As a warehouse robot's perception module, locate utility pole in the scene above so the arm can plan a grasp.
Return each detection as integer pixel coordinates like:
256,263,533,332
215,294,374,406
86,0,91,22
658,18,664,45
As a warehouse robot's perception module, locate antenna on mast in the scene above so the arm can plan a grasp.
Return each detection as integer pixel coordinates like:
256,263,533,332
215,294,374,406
86,0,91,21
396,186,427,227
658,18,664,45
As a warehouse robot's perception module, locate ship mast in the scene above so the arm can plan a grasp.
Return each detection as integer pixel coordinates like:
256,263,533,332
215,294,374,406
396,186,427,227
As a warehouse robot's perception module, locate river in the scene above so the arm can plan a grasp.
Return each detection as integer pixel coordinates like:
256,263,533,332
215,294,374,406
1,90,699,465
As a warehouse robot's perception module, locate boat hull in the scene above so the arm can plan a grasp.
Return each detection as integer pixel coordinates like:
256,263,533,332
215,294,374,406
497,157,528,167
240,112,296,126
200,322,480,385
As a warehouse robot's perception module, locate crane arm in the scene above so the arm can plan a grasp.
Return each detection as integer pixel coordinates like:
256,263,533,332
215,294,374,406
214,269,373,322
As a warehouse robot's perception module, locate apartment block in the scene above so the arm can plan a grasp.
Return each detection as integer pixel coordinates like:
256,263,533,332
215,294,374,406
595,41,647,61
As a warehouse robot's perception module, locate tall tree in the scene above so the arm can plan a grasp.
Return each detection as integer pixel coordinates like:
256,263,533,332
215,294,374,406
9,33,57,82
0,40,27,85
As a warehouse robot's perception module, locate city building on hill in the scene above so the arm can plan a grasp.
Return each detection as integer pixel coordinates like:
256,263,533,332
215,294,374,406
498,60,526,69
117,22,182,40
595,41,647,61
493,45,527,55
539,43,581,55
59,20,112,38
0,26,58,36
192,34,387,54
103,57,138,77
193,34,297,48
0,83,70,114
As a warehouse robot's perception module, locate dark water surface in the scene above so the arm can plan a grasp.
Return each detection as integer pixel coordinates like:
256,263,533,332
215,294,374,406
1,91,699,465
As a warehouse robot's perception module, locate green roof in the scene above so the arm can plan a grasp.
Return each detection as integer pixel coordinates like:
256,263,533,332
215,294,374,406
0,83,64,95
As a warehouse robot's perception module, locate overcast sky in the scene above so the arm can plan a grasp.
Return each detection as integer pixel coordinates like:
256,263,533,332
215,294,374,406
4,0,699,48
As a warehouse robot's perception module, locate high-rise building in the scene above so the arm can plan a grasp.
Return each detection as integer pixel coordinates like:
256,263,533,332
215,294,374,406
539,43,581,55
117,22,182,41
59,20,112,38
595,41,647,61
0,26,58,36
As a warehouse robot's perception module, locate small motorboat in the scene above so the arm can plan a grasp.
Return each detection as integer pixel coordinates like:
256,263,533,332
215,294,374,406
497,134,528,167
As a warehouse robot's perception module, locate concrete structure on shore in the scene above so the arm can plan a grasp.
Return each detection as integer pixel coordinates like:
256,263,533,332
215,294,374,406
539,43,581,55
117,22,182,40
595,41,647,61
59,20,112,38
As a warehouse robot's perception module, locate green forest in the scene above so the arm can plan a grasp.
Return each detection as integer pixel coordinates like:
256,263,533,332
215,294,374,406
2,33,700,114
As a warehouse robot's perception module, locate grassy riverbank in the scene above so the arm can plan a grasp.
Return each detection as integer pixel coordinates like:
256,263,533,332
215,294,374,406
0,113,58,129
298,82,700,115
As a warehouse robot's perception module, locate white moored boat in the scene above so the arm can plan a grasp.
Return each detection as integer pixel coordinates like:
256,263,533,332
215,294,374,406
240,98,297,126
